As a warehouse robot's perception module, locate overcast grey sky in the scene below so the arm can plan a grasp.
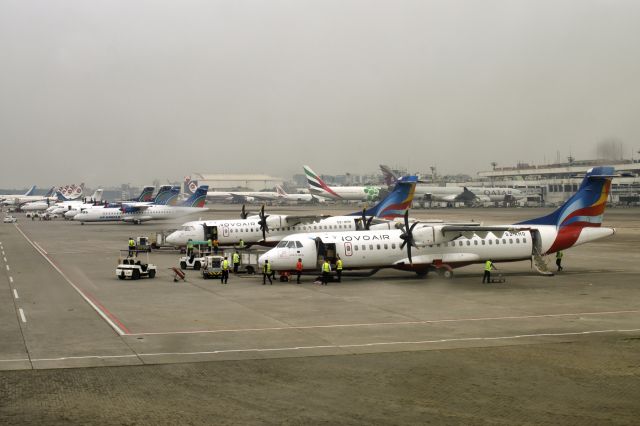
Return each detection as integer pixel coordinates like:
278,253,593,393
1,0,639,187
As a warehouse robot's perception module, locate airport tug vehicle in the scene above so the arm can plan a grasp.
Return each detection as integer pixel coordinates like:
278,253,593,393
201,255,225,279
116,250,157,280
179,251,208,270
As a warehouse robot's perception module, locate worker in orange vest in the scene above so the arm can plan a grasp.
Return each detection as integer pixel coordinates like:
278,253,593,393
295,258,303,284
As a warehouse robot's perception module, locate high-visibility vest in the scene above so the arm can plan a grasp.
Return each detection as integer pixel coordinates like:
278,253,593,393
263,263,271,274
484,260,492,271
222,260,229,270
239,240,245,248
322,262,331,273
556,251,563,259
187,241,193,249
213,240,219,247
233,253,240,264
207,239,212,248
296,261,303,271
128,239,135,247
336,259,343,270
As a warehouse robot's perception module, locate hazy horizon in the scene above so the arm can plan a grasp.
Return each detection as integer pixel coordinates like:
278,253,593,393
2,1,640,187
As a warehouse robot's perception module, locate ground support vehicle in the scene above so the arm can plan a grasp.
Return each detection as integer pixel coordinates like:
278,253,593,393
116,250,157,280
3,215,17,223
201,255,225,279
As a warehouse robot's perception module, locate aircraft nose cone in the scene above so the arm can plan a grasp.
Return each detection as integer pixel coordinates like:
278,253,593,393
258,253,269,267
166,232,179,245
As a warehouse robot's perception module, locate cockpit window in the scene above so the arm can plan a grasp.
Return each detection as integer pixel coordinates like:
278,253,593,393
287,241,296,249
277,241,288,248
296,241,303,248
180,225,195,231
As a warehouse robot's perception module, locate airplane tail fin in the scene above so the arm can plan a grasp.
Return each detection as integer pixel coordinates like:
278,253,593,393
24,185,37,196
135,186,155,202
275,185,287,197
353,175,418,219
152,185,175,205
518,166,615,229
44,187,55,197
181,185,208,207
380,165,399,187
55,190,72,202
89,189,103,202
303,165,341,199
184,177,198,195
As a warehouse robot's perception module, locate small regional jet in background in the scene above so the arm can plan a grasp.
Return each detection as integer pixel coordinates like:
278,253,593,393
259,167,616,278
165,176,419,247
275,185,326,203
304,165,383,202
380,165,525,205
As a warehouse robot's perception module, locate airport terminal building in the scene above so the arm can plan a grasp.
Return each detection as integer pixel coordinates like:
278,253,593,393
476,159,640,206
191,173,284,191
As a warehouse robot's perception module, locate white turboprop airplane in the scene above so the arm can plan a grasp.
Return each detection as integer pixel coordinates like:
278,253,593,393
46,189,104,216
165,176,419,247
304,165,382,202
61,186,157,219
259,167,616,279
380,165,525,205
74,186,208,224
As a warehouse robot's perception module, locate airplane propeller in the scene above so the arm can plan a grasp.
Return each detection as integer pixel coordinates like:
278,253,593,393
361,208,374,230
399,210,419,265
240,204,248,219
257,205,269,240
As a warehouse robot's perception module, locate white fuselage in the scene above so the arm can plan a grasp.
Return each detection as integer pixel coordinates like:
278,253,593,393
311,186,381,201
120,206,206,223
165,215,371,246
74,207,123,223
259,225,615,273
413,186,524,203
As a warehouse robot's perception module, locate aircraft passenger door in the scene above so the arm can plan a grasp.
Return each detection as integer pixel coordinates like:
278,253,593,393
222,225,229,238
203,225,218,241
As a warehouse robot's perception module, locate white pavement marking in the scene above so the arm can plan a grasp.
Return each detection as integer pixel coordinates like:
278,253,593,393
13,289,19,299
135,328,640,358
0,358,30,363
3,257,6,262
18,308,26,323
5,265,9,271
128,309,640,336
9,276,13,283
33,241,47,254
14,224,128,336
30,354,139,362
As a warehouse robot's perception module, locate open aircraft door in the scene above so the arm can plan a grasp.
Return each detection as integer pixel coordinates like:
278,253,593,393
202,224,218,241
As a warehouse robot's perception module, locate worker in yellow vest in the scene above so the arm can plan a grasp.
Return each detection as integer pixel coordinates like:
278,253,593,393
555,251,563,271
221,256,230,284
335,256,343,283
232,251,240,273
321,260,331,285
482,259,496,284
262,260,273,285
128,237,136,257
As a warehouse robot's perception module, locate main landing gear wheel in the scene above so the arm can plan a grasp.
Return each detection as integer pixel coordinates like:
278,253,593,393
442,270,453,279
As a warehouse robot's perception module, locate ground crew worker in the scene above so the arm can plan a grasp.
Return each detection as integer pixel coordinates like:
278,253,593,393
186,239,194,256
336,256,343,283
321,259,331,285
262,260,273,285
556,251,563,271
207,238,213,254
238,239,245,250
128,237,136,257
213,239,219,255
221,256,230,284
232,251,240,273
295,258,303,284
482,259,496,284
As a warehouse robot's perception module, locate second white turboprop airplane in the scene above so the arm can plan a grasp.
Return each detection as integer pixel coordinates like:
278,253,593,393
165,176,419,247
259,167,616,278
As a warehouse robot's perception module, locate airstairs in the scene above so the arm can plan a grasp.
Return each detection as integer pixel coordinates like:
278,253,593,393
532,247,554,276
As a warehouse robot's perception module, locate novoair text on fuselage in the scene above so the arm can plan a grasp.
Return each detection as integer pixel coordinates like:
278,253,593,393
342,234,390,241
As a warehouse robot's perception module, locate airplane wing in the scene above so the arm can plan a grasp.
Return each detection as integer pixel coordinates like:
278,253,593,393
439,225,522,239
284,215,332,225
